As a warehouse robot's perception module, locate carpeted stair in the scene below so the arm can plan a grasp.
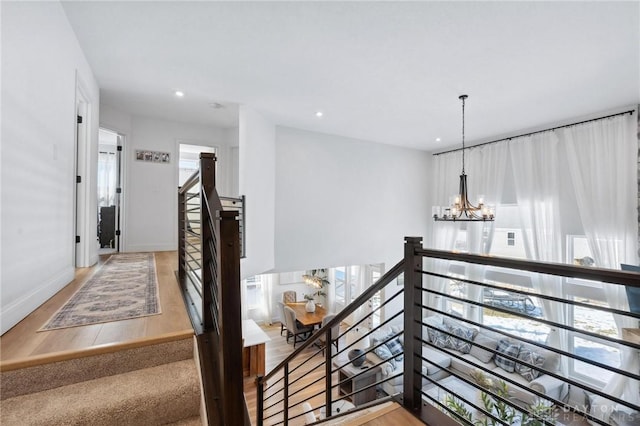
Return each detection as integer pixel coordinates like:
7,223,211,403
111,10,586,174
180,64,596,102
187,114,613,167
1,335,202,425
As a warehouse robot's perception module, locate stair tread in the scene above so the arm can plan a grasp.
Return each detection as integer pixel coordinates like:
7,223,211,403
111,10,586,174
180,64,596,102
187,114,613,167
1,337,194,400
166,416,202,425
1,359,200,426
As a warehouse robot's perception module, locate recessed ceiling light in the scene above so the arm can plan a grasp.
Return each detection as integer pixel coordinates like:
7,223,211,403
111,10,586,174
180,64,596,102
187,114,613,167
436,137,441,142
315,111,324,118
174,90,185,97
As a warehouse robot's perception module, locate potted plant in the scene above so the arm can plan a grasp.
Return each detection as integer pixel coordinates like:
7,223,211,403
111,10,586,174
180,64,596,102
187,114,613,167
302,268,330,309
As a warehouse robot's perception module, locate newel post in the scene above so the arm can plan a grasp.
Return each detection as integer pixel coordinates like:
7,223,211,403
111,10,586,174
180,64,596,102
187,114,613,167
218,209,243,423
403,236,423,412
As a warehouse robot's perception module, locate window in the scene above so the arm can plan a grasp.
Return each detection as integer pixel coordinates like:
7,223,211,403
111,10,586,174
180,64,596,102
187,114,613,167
569,300,620,385
244,275,263,309
565,235,620,386
490,205,527,259
369,265,384,327
178,143,217,186
335,267,346,306
482,271,549,343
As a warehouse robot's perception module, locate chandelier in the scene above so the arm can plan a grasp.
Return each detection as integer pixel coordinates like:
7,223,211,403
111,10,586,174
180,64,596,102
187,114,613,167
302,269,329,289
433,95,494,222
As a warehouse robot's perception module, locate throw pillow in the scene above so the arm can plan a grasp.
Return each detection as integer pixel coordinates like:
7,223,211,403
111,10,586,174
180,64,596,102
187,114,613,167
494,339,521,373
386,337,404,361
423,315,443,343
431,323,450,349
515,348,545,381
449,325,477,354
391,325,404,346
470,333,499,363
373,343,396,370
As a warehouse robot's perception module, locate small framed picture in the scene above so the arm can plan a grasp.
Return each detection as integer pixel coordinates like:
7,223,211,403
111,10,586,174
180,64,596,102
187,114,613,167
135,149,171,164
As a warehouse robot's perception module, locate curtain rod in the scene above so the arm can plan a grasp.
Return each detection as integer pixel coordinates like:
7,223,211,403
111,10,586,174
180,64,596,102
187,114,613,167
433,109,636,156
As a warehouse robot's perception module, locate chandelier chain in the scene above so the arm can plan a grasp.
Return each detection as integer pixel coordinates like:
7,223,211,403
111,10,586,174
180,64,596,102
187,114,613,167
461,94,466,174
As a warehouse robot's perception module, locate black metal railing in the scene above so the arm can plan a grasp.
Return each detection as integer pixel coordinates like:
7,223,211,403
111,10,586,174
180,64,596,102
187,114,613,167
257,236,640,426
178,153,248,426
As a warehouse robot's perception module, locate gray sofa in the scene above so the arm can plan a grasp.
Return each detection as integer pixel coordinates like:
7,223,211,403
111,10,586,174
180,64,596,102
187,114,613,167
366,315,568,407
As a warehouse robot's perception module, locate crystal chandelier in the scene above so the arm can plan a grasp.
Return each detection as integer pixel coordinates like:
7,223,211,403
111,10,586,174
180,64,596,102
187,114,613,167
433,95,494,222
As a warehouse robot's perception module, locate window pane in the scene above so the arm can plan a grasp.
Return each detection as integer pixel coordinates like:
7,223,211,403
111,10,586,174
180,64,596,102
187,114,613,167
335,267,345,304
573,336,619,383
570,301,620,384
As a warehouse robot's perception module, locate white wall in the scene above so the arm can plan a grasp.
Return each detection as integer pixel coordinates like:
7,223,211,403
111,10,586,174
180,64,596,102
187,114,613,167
1,1,100,334
239,106,277,279
117,114,234,252
274,127,431,273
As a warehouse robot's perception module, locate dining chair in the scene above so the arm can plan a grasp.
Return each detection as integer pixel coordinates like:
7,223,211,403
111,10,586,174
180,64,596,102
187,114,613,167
283,305,313,348
282,290,297,303
279,291,297,336
317,313,339,354
278,301,287,336
301,402,316,424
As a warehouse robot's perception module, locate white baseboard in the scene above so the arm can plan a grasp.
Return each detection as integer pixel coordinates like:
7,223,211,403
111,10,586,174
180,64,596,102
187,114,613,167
1,266,75,335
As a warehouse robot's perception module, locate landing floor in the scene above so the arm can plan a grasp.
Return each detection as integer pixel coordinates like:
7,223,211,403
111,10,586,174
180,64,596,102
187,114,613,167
0,251,193,368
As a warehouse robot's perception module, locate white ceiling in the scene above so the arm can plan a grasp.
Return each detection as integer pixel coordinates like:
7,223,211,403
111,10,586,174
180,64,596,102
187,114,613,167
61,1,639,151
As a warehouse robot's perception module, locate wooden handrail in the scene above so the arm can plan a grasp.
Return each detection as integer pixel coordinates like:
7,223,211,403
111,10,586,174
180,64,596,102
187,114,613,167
416,247,640,286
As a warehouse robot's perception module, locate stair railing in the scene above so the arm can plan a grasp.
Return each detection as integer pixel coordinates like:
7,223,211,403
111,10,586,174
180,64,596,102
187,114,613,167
257,236,640,426
178,153,247,425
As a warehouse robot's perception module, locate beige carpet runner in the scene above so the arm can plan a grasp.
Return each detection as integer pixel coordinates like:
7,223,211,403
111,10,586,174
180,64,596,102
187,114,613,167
41,252,160,331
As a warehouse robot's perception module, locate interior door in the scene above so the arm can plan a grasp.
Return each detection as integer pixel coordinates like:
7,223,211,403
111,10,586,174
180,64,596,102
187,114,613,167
97,128,123,253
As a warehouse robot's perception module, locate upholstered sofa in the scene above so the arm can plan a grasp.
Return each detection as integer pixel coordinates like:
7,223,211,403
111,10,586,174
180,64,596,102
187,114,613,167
366,315,568,408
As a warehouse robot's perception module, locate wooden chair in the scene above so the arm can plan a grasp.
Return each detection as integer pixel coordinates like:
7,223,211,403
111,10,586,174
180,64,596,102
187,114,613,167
283,305,313,348
317,313,339,354
280,291,297,335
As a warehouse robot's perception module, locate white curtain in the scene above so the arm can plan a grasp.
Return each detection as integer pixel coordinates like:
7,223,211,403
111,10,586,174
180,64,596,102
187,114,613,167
97,152,117,207
430,151,464,315
326,268,336,313
563,114,639,422
259,274,274,325
240,278,249,321
430,142,508,322
510,131,568,378
464,142,509,322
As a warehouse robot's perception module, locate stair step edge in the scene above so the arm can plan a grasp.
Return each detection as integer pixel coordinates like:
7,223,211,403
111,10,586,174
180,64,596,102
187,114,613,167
1,335,194,400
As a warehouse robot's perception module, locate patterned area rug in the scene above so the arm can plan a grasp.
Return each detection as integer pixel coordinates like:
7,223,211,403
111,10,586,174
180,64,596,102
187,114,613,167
40,253,160,331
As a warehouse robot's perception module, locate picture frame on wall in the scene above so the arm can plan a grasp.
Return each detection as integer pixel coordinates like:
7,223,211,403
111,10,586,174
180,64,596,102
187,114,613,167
136,149,170,164
279,271,304,285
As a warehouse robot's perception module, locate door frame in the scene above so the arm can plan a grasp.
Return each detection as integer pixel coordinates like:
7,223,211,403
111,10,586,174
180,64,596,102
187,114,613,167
74,73,93,267
98,126,127,252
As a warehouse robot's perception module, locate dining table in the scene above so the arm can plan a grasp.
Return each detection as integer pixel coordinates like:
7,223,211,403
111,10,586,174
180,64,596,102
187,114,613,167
285,302,327,328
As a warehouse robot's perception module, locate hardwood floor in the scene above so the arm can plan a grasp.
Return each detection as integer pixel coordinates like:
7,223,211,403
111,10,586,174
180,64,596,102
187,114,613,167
0,251,193,369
